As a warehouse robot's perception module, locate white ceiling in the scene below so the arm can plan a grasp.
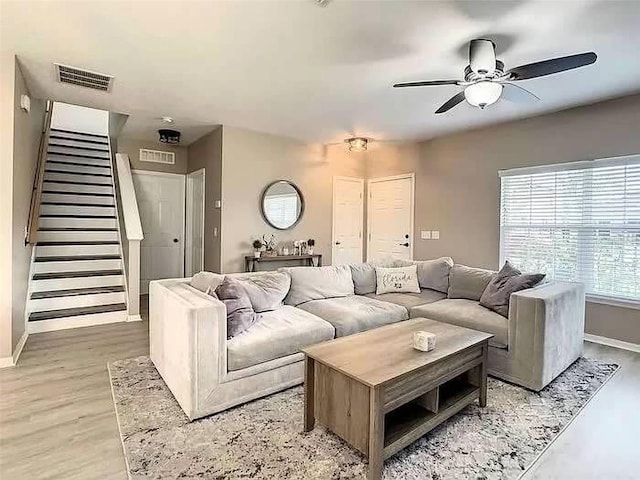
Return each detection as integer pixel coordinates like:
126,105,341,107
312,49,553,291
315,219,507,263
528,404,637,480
2,0,640,144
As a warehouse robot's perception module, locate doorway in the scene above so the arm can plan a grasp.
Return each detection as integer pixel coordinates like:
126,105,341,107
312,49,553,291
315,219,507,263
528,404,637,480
367,174,414,262
332,176,364,265
185,169,205,276
132,170,185,294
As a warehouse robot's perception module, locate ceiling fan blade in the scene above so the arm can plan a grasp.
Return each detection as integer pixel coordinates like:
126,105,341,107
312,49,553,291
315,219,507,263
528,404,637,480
507,52,597,81
393,80,461,88
435,91,466,114
501,82,540,103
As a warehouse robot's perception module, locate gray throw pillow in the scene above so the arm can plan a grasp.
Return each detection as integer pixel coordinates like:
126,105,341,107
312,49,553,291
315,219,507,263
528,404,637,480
215,278,257,339
350,263,377,295
237,272,291,313
448,264,496,301
480,261,545,318
414,257,454,293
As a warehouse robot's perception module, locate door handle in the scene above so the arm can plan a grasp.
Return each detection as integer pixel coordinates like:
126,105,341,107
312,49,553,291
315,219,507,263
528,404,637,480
335,241,341,245
399,242,410,247
173,238,179,243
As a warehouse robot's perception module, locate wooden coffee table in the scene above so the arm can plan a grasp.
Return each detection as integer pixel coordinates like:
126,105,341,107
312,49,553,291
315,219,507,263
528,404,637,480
302,317,492,480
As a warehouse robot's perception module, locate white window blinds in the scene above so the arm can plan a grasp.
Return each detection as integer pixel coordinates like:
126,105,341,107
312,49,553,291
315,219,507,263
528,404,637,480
500,155,640,303
263,194,299,229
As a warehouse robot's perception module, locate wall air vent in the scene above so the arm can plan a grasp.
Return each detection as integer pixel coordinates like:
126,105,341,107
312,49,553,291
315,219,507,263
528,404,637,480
54,63,114,92
139,148,175,165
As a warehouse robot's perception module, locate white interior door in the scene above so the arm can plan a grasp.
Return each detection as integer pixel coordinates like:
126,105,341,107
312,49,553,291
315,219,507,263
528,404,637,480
367,174,414,262
133,171,185,294
185,169,205,276
332,176,364,265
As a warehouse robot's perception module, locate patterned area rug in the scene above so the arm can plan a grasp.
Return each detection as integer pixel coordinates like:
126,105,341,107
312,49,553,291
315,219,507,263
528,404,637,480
109,356,617,480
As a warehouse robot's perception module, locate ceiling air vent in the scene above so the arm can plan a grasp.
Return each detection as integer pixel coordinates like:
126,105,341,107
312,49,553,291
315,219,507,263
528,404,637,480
54,63,114,92
139,148,175,165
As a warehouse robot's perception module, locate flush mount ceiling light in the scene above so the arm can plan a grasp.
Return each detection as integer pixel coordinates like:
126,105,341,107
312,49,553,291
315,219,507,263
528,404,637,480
161,116,174,124
158,129,181,144
345,137,368,152
463,81,503,109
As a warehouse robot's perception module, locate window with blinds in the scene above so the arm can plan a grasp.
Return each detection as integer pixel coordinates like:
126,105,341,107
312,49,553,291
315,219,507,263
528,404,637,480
499,155,640,303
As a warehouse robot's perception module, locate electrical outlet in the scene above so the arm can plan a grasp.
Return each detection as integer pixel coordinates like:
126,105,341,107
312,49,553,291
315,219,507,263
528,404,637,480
431,230,440,240
214,200,222,209
421,230,431,240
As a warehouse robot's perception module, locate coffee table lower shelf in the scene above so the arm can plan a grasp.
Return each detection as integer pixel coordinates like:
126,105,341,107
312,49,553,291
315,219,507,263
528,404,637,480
383,383,479,458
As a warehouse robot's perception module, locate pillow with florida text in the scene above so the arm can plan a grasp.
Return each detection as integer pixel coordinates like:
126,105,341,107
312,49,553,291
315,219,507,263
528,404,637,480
374,265,421,295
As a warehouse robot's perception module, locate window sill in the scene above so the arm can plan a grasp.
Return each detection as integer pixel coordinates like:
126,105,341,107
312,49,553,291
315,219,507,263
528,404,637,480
586,294,640,311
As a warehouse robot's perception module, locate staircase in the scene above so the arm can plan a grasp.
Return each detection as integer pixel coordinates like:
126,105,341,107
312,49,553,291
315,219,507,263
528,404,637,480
27,128,128,332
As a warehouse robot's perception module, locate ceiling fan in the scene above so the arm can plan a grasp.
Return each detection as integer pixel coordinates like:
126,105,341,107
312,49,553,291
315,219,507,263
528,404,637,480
393,39,597,114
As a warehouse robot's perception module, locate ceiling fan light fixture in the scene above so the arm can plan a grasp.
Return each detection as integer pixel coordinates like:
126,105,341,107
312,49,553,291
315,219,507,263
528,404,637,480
345,137,368,152
464,81,502,109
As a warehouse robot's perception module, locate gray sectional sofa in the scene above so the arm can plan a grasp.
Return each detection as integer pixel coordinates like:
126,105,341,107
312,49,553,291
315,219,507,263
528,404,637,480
149,258,585,420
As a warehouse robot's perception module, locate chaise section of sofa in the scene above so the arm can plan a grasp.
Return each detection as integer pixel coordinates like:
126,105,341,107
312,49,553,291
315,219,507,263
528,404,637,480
149,277,334,420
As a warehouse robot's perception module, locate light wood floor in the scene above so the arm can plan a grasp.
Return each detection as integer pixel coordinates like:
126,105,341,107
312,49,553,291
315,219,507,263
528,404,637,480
1,309,638,479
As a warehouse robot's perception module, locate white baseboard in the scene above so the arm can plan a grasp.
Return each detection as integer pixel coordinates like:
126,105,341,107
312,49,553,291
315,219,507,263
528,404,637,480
28,310,127,334
127,314,142,322
0,356,14,368
13,332,28,364
585,333,640,353
0,332,29,368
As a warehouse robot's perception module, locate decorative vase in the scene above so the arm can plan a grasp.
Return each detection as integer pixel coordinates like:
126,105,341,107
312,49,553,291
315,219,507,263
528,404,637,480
307,248,314,255
254,251,261,258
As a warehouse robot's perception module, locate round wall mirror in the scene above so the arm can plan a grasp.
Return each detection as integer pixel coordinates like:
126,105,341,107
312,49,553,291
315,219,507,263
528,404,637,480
260,180,304,230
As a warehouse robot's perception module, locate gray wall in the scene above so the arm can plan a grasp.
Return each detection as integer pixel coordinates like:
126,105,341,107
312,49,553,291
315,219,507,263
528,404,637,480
0,52,16,359
0,56,46,358
187,127,223,273
220,126,365,273
118,137,188,174
12,62,45,351
366,94,640,344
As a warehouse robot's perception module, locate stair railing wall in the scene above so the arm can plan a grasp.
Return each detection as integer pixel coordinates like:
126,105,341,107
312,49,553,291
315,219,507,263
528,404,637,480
26,100,53,245
113,153,144,321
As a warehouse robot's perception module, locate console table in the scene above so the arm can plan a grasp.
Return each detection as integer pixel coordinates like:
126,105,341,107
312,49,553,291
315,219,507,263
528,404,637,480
244,254,322,272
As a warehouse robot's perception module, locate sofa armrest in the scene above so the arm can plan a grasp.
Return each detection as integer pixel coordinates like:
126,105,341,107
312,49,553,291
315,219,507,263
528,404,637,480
508,282,585,390
149,278,227,420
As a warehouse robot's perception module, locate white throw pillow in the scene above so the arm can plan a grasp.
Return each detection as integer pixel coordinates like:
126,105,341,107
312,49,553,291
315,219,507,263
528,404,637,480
375,265,420,295
190,271,225,293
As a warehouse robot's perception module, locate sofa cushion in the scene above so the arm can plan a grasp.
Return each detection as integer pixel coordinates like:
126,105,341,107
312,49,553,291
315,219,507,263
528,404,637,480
480,261,545,317
281,265,354,306
350,263,376,295
414,257,454,293
448,264,496,301
236,272,291,313
410,299,508,348
365,288,446,309
297,295,408,337
190,271,225,293
375,265,420,294
227,306,334,371
215,277,257,339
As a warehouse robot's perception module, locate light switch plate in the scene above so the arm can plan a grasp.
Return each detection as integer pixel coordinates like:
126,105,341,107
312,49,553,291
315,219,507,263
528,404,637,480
431,230,440,240
214,200,221,208
421,230,431,240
